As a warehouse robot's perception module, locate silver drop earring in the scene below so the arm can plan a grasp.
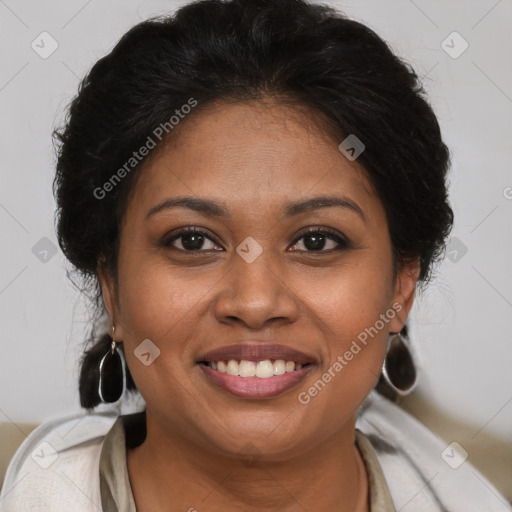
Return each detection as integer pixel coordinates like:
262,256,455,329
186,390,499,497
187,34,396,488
98,324,125,403
381,330,418,397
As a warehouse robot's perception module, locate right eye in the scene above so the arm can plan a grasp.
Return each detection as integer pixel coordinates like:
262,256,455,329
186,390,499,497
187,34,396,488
161,227,224,252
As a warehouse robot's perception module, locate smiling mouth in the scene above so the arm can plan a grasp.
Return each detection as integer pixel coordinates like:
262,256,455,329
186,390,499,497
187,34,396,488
198,359,313,378
197,359,315,399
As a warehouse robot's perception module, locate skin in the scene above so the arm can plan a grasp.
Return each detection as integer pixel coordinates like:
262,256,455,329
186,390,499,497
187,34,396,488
99,97,419,512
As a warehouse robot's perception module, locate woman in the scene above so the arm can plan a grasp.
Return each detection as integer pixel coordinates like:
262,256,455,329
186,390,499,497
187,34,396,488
1,0,509,511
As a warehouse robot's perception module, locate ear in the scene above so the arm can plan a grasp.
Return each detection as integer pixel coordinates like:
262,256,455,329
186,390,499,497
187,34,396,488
97,258,121,335
388,257,421,333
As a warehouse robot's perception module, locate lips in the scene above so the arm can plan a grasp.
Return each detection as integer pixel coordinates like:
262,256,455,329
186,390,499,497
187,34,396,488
199,363,314,399
196,342,316,399
196,343,316,366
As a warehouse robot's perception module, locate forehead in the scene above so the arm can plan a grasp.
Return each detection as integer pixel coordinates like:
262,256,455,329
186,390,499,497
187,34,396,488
125,99,380,221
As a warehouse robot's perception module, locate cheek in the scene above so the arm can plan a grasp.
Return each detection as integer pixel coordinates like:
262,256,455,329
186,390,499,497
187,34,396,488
115,258,211,379
297,250,395,336
292,254,394,409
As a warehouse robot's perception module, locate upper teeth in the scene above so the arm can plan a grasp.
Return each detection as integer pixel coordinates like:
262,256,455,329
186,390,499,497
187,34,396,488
209,359,303,378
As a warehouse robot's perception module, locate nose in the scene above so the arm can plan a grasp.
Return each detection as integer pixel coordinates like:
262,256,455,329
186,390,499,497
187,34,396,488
213,251,299,329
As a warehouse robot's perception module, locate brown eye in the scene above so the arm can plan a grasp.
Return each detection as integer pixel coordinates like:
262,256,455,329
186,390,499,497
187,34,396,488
289,228,350,252
162,228,223,252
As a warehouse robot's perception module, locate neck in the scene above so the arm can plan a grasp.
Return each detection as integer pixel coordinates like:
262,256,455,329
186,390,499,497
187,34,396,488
126,413,369,512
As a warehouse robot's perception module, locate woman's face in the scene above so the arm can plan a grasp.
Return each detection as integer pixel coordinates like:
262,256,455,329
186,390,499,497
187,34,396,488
100,98,417,459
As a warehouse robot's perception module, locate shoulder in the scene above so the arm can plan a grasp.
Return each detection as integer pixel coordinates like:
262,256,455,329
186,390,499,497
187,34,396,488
0,412,118,512
357,391,511,512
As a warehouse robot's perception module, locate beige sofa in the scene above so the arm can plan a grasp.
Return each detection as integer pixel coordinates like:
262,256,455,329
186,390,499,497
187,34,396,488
0,422,39,491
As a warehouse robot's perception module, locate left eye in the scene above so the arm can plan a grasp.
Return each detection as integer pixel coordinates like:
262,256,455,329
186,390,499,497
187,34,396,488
288,230,348,252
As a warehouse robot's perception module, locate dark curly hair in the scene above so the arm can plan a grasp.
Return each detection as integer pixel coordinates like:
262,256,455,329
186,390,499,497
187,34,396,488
52,0,453,409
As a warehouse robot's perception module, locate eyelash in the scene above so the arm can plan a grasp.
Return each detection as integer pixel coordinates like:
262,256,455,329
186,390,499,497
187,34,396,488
160,226,350,253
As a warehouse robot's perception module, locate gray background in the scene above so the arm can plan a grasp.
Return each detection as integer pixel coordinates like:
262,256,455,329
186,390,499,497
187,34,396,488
1,0,511,501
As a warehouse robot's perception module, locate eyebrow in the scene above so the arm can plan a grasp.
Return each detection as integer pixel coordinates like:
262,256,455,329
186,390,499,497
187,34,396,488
145,195,366,222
